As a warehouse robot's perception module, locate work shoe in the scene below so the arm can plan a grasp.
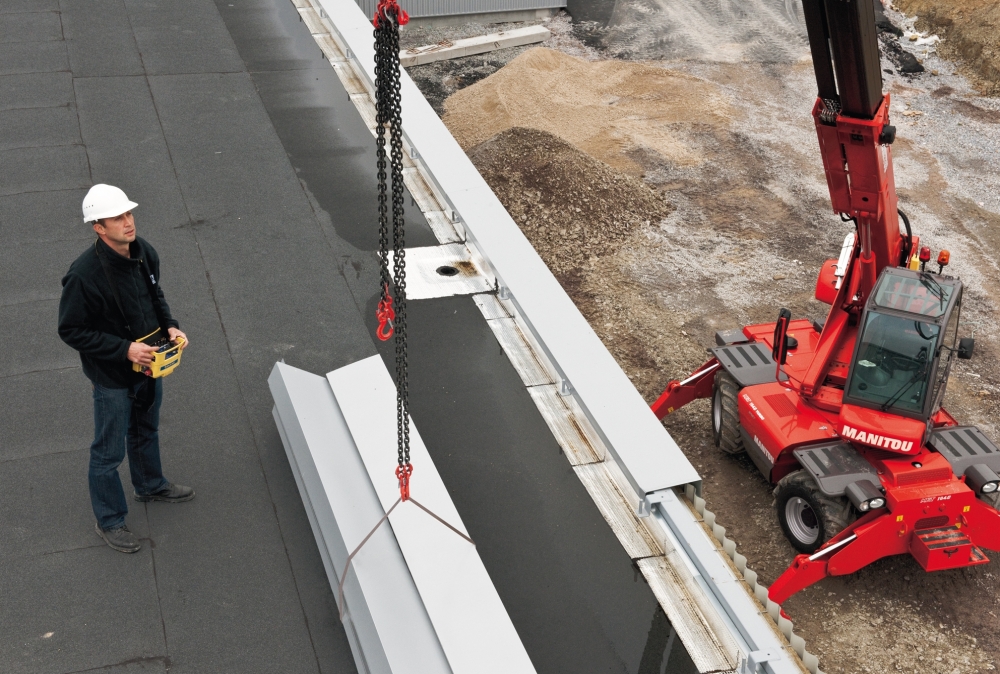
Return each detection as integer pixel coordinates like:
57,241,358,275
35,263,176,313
134,482,195,503
95,522,141,553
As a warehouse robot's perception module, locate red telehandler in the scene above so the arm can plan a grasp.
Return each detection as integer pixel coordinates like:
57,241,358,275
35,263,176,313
651,0,1000,605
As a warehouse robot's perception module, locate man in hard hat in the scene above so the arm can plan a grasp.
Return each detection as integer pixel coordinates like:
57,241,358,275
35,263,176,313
58,184,194,554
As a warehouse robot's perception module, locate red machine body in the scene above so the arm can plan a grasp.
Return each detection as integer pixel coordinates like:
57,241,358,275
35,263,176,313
650,0,1000,606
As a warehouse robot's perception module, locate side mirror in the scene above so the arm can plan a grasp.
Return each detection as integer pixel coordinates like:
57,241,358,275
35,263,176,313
772,308,792,365
958,337,975,360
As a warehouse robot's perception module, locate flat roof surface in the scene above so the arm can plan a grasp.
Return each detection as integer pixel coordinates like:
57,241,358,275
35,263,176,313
0,0,696,672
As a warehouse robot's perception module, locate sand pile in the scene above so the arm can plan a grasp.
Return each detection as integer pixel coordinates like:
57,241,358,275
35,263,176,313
467,127,672,275
895,0,1000,94
443,47,730,175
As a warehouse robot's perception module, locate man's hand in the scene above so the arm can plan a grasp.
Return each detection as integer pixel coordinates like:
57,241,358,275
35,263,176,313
128,342,158,366
167,327,188,350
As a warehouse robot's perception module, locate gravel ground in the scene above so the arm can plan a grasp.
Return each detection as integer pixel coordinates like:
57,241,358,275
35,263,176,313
406,2,1000,671
401,12,598,114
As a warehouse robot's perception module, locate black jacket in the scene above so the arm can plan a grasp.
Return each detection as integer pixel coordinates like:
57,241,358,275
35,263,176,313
58,237,179,388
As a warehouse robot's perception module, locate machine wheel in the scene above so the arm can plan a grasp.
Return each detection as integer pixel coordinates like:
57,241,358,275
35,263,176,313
712,371,745,455
774,470,854,554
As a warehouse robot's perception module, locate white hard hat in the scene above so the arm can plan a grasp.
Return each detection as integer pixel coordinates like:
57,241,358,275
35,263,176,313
82,184,138,223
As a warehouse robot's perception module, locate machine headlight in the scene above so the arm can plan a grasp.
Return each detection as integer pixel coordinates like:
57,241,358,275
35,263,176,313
846,480,885,513
965,464,1000,495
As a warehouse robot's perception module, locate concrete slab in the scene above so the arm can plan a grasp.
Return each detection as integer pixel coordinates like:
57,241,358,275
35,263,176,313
124,0,244,75
0,10,62,43
0,545,165,674
0,189,90,243
0,145,91,197
0,71,73,110
0,41,68,75
0,106,80,151
0,367,92,462
73,75,190,229
61,0,144,77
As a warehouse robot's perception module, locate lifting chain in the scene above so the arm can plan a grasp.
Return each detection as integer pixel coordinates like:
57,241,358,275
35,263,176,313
374,0,412,500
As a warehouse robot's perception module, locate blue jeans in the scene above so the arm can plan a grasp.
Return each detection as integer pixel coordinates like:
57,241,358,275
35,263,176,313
90,379,169,530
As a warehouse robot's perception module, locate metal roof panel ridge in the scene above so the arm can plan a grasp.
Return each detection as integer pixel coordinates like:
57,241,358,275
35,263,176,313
268,362,453,674
328,356,538,674
313,0,699,499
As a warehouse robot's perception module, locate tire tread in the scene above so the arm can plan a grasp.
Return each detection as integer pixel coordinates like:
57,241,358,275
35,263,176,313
714,371,745,455
774,470,854,553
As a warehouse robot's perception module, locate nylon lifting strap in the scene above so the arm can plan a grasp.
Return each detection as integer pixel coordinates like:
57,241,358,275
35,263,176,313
374,0,412,501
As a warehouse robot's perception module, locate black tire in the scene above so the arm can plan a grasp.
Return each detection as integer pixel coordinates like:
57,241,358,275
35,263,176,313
774,470,854,554
712,371,745,455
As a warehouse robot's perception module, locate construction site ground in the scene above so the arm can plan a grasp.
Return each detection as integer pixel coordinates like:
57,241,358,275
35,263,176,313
403,2,1000,672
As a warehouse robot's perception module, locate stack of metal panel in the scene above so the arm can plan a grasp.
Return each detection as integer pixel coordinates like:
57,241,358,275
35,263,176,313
269,357,537,674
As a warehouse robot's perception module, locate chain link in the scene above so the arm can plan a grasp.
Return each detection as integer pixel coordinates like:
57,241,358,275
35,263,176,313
374,7,410,473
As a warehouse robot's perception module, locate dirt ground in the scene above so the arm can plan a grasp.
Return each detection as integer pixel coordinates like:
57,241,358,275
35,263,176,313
894,0,1000,95
406,3,1000,672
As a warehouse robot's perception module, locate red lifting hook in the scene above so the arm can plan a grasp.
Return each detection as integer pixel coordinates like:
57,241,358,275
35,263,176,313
396,463,413,501
374,0,408,27
376,288,395,341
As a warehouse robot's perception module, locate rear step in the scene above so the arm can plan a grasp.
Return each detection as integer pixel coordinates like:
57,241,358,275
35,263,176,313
910,525,990,571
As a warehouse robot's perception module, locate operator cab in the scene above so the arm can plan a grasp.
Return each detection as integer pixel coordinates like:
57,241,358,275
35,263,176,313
844,267,963,421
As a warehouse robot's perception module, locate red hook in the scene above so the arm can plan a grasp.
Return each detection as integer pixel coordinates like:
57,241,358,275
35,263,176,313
376,289,395,341
396,463,413,501
374,0,408,27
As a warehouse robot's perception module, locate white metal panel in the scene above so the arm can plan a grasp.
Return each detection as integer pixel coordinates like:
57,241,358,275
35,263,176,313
268,362,452,674
400,26,551,67
386,243,492,299
327,356,537,674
